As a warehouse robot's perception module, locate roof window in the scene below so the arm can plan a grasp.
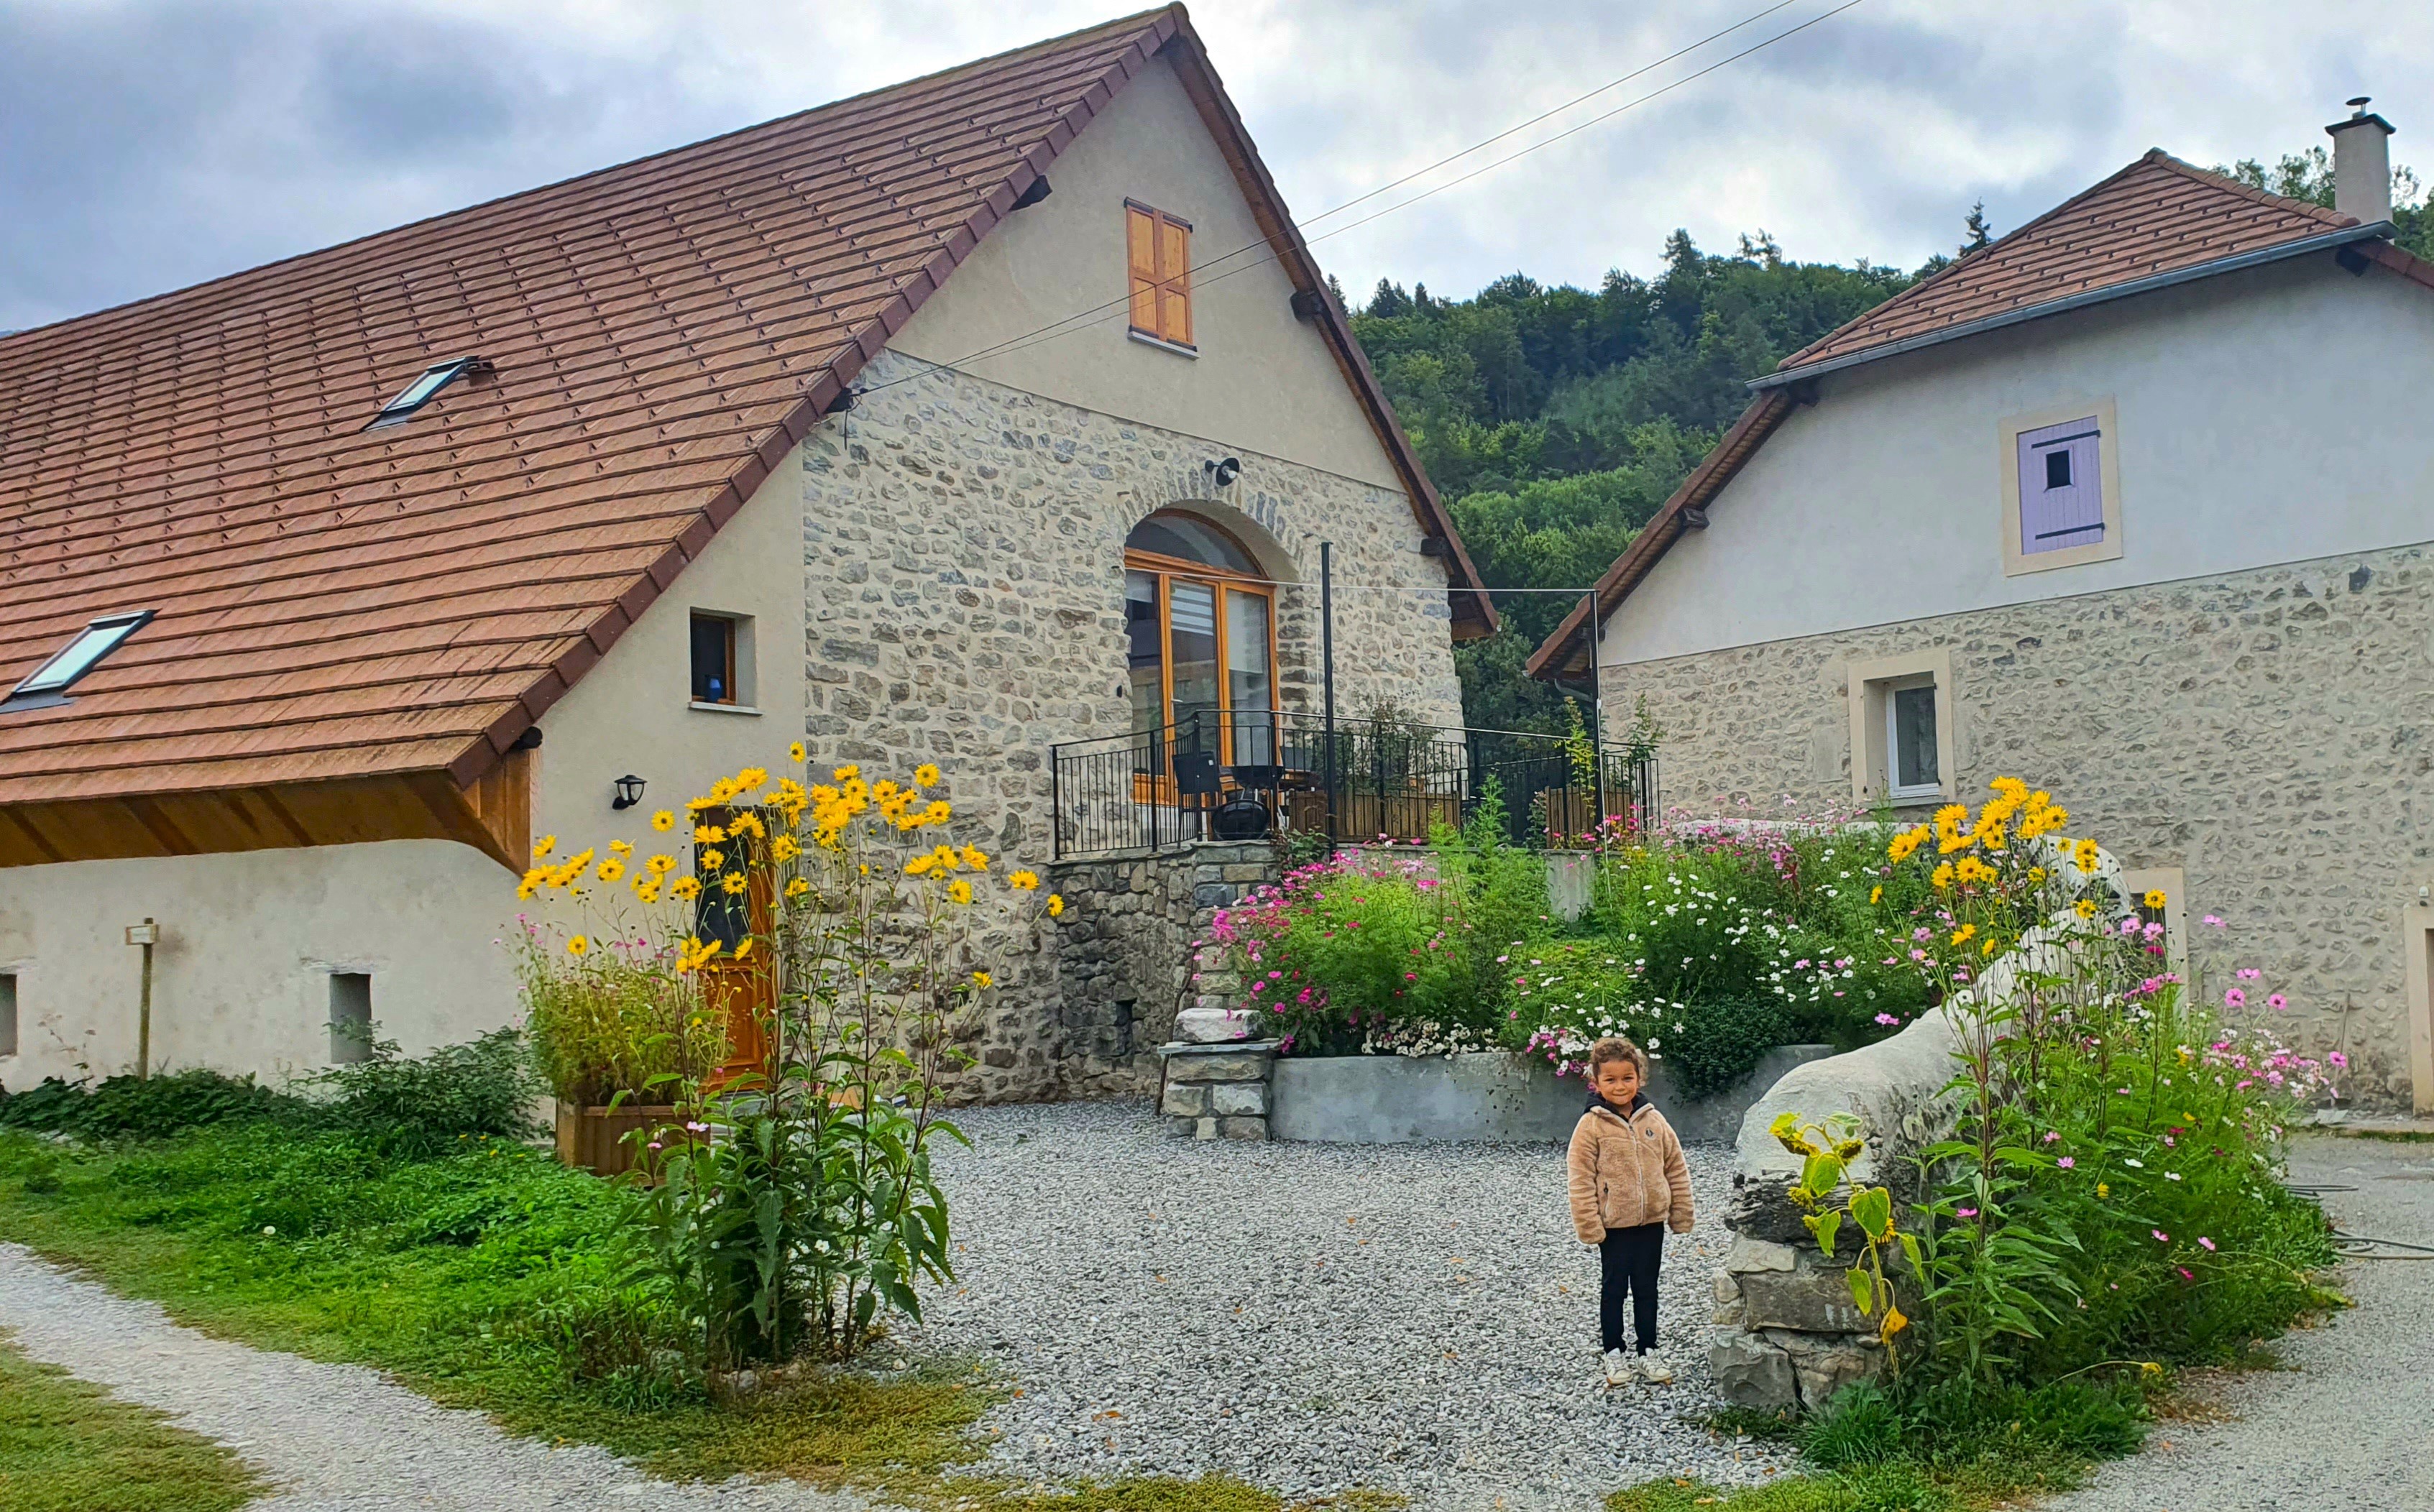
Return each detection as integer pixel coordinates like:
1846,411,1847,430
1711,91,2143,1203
4,610,155,711
368,356,488,430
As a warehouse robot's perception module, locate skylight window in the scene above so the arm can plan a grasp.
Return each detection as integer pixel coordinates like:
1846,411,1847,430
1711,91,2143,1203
4,610,155,711
367,356,487,430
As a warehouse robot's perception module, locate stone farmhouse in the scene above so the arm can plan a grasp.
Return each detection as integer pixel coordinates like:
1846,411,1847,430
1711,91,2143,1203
1533,104,2434,1112
0,6,1494,1100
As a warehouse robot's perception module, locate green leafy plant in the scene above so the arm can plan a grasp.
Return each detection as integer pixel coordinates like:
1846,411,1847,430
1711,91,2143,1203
1771,1112,1914,1365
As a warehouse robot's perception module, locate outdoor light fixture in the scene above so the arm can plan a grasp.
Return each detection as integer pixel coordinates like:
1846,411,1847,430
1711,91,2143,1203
612,774,646,810
1204,456,1241,488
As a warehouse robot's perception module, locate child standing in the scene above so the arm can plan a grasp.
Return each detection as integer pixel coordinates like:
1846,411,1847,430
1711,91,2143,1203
1566,1036,1694,1387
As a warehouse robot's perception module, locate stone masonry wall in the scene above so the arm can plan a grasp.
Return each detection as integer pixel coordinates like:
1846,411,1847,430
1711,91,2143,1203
1047,841,1281,1097
796,351,1455,1099
1603,542,2434,1105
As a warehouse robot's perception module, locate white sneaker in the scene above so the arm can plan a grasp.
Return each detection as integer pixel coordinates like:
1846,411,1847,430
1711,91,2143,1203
1602,1347,1632,1386
1638,1351,1676,1385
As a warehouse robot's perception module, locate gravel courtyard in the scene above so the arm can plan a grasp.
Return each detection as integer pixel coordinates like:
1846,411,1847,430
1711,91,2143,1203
906,1101,1780,1511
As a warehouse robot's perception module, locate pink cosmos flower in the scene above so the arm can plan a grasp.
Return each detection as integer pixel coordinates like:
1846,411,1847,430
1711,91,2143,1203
2178,1267,2195,1281
2043,1130,2061,1143
2267,993,2287,1010
2057,1156,2075,1168
2153,1230,2170,1243
1957,1207,1980,1219
2328,1051,2350,1069
2203,914,2225,927
2198,1236,2217,1252
2224,988,2247,1008
1875,1013,1901,1026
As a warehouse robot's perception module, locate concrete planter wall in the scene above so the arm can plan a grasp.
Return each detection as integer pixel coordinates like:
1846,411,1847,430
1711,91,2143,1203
1268,1044,1833,1145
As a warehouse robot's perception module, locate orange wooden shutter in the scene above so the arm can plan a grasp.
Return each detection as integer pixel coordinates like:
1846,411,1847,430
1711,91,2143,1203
1157,216,1192,346
1127,206,1159,335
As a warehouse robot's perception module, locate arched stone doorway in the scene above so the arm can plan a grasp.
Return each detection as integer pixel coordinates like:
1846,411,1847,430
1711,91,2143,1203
1121,507,1293,769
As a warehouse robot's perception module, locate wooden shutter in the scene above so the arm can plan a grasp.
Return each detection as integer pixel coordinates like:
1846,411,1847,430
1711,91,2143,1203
1157,214,1192,346
2016,416,2104,554
1126,203,1194,348
1127,205,1160,336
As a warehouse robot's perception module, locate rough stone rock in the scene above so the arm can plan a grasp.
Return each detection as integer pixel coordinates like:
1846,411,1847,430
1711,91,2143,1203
1160,1082,1205,1117
1707,1332,1798,1410
1174,1007,1254,1045
1725,1236,1798,1273
1210,1082,1267,1116
1218,1115,1267,1140
1181,1054,1269,1083
1737,1265,1871,1334
1712,1270,1742,1304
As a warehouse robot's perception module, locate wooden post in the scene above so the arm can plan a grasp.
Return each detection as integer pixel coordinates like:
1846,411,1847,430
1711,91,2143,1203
125,918,159,1080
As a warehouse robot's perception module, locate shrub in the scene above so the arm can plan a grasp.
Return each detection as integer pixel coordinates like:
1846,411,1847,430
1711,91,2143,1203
298,1028,540,1159
515,925,728,1108
0,1069,297,1141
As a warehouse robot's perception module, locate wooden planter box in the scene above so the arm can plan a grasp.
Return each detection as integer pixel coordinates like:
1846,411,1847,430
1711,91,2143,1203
554,1102,685,1180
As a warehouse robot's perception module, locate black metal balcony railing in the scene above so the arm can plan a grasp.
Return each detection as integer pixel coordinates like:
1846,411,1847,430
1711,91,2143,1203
1048,709,1656,859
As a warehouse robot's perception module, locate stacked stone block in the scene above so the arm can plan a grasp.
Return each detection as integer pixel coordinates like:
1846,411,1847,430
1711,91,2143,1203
1157,1040,1278,1140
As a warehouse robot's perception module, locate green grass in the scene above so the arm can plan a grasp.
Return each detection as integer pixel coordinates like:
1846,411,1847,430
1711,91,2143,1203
0,1127,1378,1511
0,1332,265,1512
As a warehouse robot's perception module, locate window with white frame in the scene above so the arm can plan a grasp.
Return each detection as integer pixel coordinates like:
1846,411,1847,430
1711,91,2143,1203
1847,650,1955,806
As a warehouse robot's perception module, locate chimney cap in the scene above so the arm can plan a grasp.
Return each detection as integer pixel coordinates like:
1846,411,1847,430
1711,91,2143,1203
2328,96,2394,137
2350,95,2374,114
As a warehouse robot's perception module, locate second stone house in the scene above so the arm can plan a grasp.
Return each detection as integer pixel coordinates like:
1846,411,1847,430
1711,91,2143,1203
0,6,1493,1099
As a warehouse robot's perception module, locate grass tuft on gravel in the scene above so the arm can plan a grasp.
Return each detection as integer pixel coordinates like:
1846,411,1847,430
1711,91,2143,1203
0,1332,266,1512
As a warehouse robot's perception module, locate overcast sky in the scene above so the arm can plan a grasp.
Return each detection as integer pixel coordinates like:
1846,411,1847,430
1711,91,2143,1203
4,0,2429,333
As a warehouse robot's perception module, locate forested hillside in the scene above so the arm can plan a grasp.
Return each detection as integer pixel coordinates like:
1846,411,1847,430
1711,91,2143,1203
1358,145,2430,734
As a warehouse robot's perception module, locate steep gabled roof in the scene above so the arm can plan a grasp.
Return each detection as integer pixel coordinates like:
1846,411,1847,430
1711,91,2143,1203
0,5,1489,821
1528,151,2422,681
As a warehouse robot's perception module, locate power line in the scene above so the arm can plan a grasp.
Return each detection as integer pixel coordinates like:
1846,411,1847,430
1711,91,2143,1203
855,0,1866,392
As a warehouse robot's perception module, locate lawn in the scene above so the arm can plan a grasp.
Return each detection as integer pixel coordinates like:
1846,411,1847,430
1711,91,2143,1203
0,1330,265,1512
0,1124,1384,1511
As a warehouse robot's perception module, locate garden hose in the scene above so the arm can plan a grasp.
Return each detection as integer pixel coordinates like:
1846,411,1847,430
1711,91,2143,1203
2281,1182,2434,1258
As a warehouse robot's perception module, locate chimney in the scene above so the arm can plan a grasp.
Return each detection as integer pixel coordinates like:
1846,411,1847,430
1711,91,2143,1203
2325,96,2396,225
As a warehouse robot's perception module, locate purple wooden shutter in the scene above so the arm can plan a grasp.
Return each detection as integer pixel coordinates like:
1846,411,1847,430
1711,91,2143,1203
2018,416,2104,554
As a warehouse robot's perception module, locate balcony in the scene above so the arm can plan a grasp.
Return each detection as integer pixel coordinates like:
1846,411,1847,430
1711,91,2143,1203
1048,709,1655,858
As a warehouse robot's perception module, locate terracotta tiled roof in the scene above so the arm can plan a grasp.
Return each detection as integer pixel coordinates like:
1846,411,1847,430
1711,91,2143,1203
1530,151,2420,680
1772,151,2359,379
0,5,1487,815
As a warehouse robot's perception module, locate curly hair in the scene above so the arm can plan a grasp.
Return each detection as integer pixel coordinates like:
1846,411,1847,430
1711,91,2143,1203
1587,1036,1649,1079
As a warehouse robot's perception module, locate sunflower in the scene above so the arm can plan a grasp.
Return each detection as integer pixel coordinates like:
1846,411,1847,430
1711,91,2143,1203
1047,894,1065,918
533,834,557,858
2075,898,2098,920
2143,889,2167,910
914,762,941,788
972,970,993,989
786,877,811,899
789,741,808,763
948,880,973,905
670,877,702,900
597,859,626,882
1010,870,1039,891
832,763,860,781
722,873,750,895
961,845,989,871
566,936,589,957
651,810,675,832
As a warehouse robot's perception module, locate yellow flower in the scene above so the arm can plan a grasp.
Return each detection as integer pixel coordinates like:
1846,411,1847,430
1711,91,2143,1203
686,794,720,813
2072,838,2100,872
722,872,750,895
608,839,633,857
727,811,765,839
566,935,589,957
789,741,808,763
533,834,557,857
906,855,935,877
597,859,626,882
1011,870,1040,891
1981,938,1998,956
972,970,993,989
2027,866,2047,884
1951,923,1977,946
914,762,941,788
873,779,901,802
646,853,676,875
1047,894,1065,918
1869,885,1883,905
832,763,860,781
635,882,661,904
2097,1182,2111,1198
651,810,675,832
1931,862,1955,891
694,824,725,844
948,880,973,905
2143,889,2167,910
786,877,811,898
924,800,951,824
737,767,768,789
700,848,727,872
961,845,989,871
671,877,702,900
771,835,801,862
932,844,961,871
2075,898,2098,919
733,938,754,961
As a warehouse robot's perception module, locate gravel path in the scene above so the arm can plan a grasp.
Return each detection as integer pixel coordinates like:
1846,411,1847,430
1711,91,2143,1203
907,1102,1776,1511
2038,1133,2434,1512
0,1243,868,1512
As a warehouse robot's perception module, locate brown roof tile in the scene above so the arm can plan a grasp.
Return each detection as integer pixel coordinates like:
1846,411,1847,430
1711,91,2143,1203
4,6,1492,809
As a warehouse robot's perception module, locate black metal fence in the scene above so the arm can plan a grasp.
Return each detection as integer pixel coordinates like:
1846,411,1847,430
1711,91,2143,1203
1049,709,1656,858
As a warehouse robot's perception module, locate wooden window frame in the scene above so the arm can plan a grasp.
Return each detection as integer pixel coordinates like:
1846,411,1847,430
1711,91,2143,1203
1122,545,1277,776
689,611,750,710
2000,398,2123,576
1125,200,1195,352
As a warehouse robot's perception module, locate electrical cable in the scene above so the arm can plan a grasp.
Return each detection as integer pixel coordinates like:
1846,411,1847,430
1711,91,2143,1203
853,0,1868,394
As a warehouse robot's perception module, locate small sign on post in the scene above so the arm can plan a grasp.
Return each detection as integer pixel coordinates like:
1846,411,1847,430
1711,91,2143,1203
127,918,159,1080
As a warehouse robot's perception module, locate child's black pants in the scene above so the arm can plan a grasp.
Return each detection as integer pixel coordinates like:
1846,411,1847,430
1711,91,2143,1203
1599,1222,1664,1353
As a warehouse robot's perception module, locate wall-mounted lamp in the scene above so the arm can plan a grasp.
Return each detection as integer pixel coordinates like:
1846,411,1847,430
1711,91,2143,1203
1203,456,1241,488
612,774,647,811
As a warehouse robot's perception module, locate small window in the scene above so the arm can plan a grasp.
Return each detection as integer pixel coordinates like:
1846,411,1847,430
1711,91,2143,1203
1886,681,1940,799
1126,202,1193,350
2044,448,2073,490
691,614,738,705
329,972,372,1064
0,974,17,1058
4,610,155,710
368,356,485,430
